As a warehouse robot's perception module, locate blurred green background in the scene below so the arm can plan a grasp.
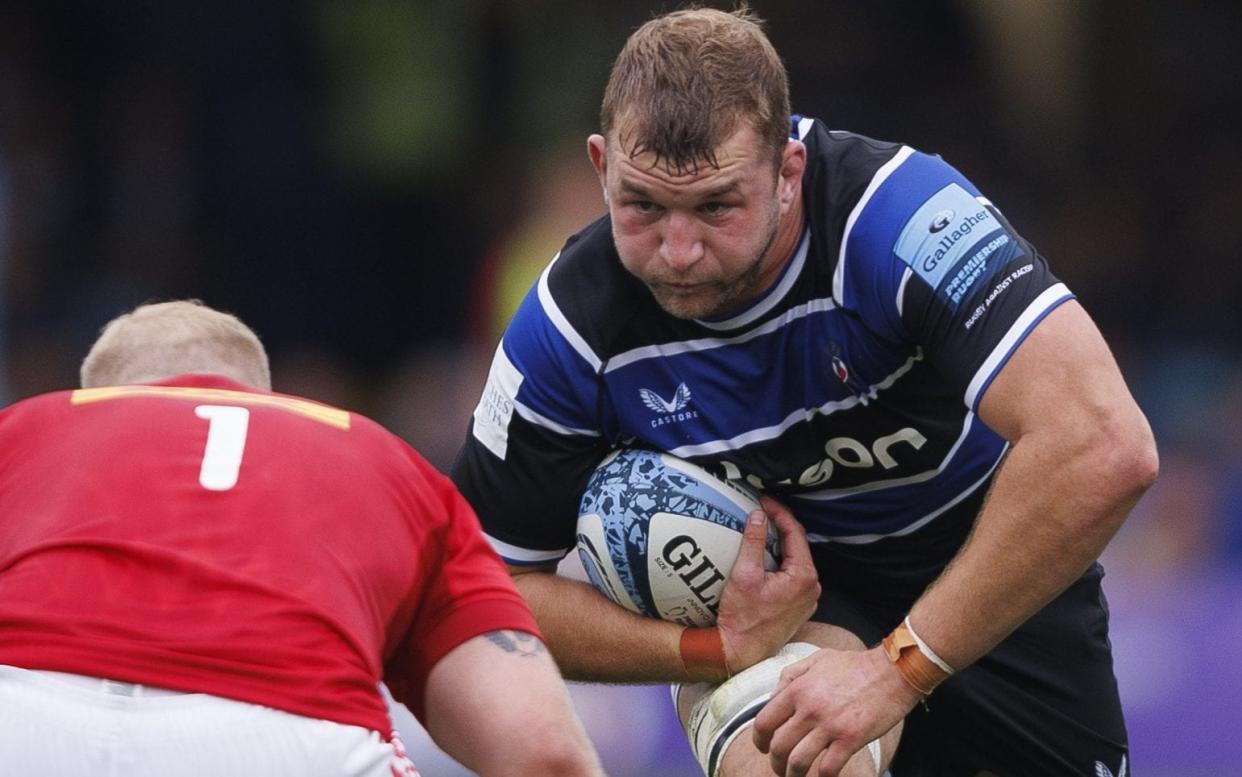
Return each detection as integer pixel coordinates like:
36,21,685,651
1,2,1238,775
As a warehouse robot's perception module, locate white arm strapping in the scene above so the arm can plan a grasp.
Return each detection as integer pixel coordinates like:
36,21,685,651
673,642,884,776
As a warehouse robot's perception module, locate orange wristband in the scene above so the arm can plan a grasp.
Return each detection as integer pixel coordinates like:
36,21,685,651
679,627,730,680
882,618,953,696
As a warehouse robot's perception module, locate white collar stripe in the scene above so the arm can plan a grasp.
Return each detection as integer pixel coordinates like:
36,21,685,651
605,296,837,373
695,227,812,331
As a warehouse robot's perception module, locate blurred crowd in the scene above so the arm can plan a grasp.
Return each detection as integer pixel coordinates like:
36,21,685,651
1,2,1239,775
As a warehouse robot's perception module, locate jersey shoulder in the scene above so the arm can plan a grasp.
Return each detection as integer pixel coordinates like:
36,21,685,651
536,216,668,360
798,118,996,336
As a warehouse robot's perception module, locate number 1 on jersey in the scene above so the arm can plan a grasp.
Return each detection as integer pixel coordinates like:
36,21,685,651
195,405,250,491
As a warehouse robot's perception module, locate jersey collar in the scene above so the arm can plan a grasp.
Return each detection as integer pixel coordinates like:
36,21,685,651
694,225,811,331
148,373,263,393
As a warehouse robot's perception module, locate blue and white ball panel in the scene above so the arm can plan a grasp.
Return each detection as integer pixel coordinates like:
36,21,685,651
576,513,642,616
576,449,776,626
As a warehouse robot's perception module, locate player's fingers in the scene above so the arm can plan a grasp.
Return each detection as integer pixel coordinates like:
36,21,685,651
752,677,796,753
762,713,830,777
784,729,832,777
774,653,813,693
816,739,857,777
761,495,813,567
733,508,770,573
808,749,831,777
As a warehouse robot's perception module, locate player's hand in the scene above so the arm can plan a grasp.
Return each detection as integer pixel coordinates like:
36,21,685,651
753,645,919,777
716,495,820,673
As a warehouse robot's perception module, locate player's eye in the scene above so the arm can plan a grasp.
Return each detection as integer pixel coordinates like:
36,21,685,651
700,202,730,216
632,200,661,214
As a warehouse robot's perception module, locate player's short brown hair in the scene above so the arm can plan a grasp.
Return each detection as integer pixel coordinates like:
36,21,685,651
600,5,791,173
80,300,272,390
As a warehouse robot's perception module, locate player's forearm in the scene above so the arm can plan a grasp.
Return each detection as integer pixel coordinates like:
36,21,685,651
514,569,695,682
424,631,606,777
908,414,1157,671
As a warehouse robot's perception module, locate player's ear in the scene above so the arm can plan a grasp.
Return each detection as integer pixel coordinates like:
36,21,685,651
777,140,806,211
588,134,610,200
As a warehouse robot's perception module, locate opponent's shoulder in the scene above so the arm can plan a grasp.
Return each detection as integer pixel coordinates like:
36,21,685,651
0,388,76,425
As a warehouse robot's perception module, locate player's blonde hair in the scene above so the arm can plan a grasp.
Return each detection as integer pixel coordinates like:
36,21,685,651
80,300,272,390
600,4,790,173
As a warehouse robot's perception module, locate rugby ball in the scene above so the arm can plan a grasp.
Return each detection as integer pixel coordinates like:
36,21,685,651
575,448,779,626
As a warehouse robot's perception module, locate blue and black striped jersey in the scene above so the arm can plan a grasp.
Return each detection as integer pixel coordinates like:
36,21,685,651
451,116,1072,565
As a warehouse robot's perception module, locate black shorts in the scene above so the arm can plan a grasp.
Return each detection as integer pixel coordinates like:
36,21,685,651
809,506,1129,777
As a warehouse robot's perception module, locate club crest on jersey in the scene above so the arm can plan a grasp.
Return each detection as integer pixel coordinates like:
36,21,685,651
824,342,865,398
831,355,850,383
639,383,699,428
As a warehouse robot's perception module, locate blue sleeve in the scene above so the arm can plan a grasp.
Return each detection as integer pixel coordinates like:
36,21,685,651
838,150,1072,409
501,280,603,435
452,268,610,562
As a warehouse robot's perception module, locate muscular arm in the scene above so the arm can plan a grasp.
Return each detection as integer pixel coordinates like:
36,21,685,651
514,499,820,684
756,301,1158,776
511,564,693,681
423,629,605,777
910,300,1157,667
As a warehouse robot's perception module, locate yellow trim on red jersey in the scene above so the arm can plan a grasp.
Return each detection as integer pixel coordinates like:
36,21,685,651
70,386,351,430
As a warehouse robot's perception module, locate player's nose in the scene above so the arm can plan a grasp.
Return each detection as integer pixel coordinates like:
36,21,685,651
659,211,704,270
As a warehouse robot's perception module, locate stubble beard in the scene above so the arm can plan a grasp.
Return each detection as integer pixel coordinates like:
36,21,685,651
646,204,781,321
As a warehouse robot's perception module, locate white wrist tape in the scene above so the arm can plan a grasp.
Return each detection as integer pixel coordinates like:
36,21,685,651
903,616,955,674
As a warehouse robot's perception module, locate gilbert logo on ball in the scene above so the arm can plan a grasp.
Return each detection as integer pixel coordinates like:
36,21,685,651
576,448,780,626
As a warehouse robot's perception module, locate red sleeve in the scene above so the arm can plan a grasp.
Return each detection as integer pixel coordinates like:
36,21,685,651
384,471,541,723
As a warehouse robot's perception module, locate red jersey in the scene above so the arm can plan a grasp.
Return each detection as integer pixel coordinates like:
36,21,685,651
0,374,539,734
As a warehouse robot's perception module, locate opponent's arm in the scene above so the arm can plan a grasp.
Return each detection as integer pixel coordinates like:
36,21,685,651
755,301,1158,776
423,629,605,777
513,498,820,684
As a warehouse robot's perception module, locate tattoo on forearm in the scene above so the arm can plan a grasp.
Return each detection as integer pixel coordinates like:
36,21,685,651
485,630,547,658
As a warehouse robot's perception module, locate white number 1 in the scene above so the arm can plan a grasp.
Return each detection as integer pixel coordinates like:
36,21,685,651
195,405,250,491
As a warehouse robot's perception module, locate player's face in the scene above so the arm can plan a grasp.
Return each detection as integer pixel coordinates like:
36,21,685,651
589,125,805,320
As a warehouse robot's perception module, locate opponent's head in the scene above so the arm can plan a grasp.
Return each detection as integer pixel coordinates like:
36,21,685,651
589,6,805,320
80,300,272,390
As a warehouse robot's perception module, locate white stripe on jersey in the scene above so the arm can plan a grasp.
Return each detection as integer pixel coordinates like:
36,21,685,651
834,145,916,307
513,400,601,438
471,343,600,455
964,283,1072,409
804,445,1007,545
796,116,815,140
537,252,603,373
605,296,838,372
664,349,923,459
486,534,568,564
895,267,913,319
